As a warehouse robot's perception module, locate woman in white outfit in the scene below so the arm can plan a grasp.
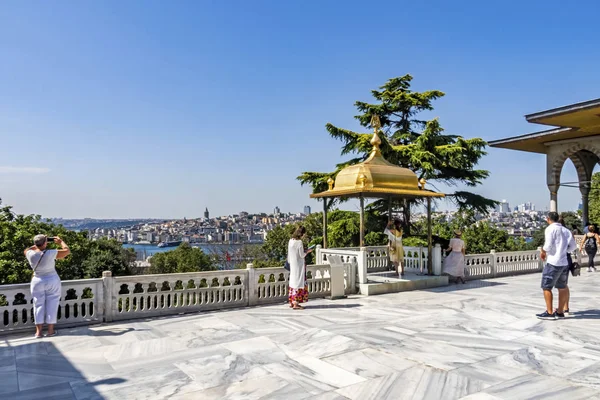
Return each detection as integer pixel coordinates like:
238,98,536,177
443,230,466,284
24,235,70,338
287,226,313,310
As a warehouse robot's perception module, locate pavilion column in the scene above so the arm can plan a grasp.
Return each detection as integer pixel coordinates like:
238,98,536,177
581,185,590,229
427,197,433,275
322,199,328,249
359,195,365,247
548,184,559,213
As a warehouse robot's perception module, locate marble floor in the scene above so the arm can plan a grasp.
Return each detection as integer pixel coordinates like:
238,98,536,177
3,272,600,400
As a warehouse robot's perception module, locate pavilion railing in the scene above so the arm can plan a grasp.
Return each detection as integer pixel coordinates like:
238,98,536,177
318,244,439,284
320,245,429,274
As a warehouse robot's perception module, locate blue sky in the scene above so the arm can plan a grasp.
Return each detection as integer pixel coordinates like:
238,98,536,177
1,1,599,218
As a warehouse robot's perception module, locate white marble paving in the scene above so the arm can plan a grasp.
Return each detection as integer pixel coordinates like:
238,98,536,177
3,272,600,399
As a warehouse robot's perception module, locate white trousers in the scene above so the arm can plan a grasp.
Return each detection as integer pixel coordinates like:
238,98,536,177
30,274,61,325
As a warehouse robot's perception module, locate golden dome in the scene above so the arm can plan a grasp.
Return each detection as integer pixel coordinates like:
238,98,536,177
310,115,444,199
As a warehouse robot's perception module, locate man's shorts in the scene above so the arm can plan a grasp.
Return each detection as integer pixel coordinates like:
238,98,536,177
541,263,569,290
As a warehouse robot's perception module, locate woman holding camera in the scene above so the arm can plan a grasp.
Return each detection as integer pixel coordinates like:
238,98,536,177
24,235,70,338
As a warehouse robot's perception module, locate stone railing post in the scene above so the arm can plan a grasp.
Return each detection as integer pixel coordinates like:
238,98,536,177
246,263,257,306
537,247,544,271
102,271,114,323
357,247,368,284
432,244,442,276
418,246,424,273
490,250,497,278
329,264,346,300
316,245,322,264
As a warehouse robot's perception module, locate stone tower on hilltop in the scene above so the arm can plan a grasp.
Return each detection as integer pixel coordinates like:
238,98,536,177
204,207,209,219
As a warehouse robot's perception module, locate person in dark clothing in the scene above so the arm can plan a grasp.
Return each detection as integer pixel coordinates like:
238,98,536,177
579,225,599,272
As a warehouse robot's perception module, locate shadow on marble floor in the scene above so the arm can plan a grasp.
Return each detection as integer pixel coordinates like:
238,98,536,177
2,339,126,399
425,280,507,293
56,326,138,337
568,309,600,320
304,304,362,310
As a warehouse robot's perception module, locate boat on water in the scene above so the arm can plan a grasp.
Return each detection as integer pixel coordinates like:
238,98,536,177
157,240,183,248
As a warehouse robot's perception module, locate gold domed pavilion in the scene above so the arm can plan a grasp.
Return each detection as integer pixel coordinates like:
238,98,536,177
310,117,444,200
309,115,445,274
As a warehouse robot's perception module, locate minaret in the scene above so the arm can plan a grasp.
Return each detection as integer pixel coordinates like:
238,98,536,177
204,207,209,219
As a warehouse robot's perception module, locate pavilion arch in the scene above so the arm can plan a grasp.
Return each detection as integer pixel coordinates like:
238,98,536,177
550,143,600,187
489,98,600,230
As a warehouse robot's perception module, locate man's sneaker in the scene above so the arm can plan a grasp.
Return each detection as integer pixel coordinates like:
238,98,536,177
536,311,557,320
588,267,593,272
556,312,566,319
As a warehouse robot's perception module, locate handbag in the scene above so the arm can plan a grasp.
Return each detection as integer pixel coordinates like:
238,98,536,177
567,253,580,277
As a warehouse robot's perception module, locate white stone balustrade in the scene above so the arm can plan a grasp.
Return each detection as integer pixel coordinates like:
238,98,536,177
111,270,247,321
0,278,104,333
0,245,576,335
461,249,542,281
0,265,334,335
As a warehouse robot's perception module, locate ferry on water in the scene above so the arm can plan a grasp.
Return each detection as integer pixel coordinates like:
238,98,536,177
157,240,183,248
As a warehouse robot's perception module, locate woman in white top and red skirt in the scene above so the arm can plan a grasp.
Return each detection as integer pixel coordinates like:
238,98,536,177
443,230,466,284
287,226,313,310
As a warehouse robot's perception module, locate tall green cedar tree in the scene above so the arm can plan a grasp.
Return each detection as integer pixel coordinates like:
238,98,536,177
298,75,497,233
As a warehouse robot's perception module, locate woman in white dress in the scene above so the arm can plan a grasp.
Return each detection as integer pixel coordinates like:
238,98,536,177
385,220,405,276
443,230,466,284
287,226,313,310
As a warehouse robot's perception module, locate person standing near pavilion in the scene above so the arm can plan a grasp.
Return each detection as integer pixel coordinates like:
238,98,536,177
385,219,405,276
538,212,576,320
443,230,466,284
287,226,312,310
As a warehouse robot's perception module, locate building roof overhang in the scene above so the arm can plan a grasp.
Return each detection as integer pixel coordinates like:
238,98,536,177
489,98,600,154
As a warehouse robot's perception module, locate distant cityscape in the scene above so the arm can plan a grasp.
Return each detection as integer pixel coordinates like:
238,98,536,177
53,206,313,246
50,200,584,252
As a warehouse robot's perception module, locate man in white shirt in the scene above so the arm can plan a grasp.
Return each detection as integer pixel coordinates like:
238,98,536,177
538,212,577,320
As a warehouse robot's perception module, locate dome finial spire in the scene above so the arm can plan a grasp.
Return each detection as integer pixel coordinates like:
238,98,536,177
370,114,382,155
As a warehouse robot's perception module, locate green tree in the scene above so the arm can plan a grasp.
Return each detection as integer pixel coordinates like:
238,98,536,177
148,242,215,274
588,172,600,225
462,222,513,254
0,199,135,284
234,244,281,269
559,211,581,232
261,225,296,262
81,238,136,278
298,75,497,233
